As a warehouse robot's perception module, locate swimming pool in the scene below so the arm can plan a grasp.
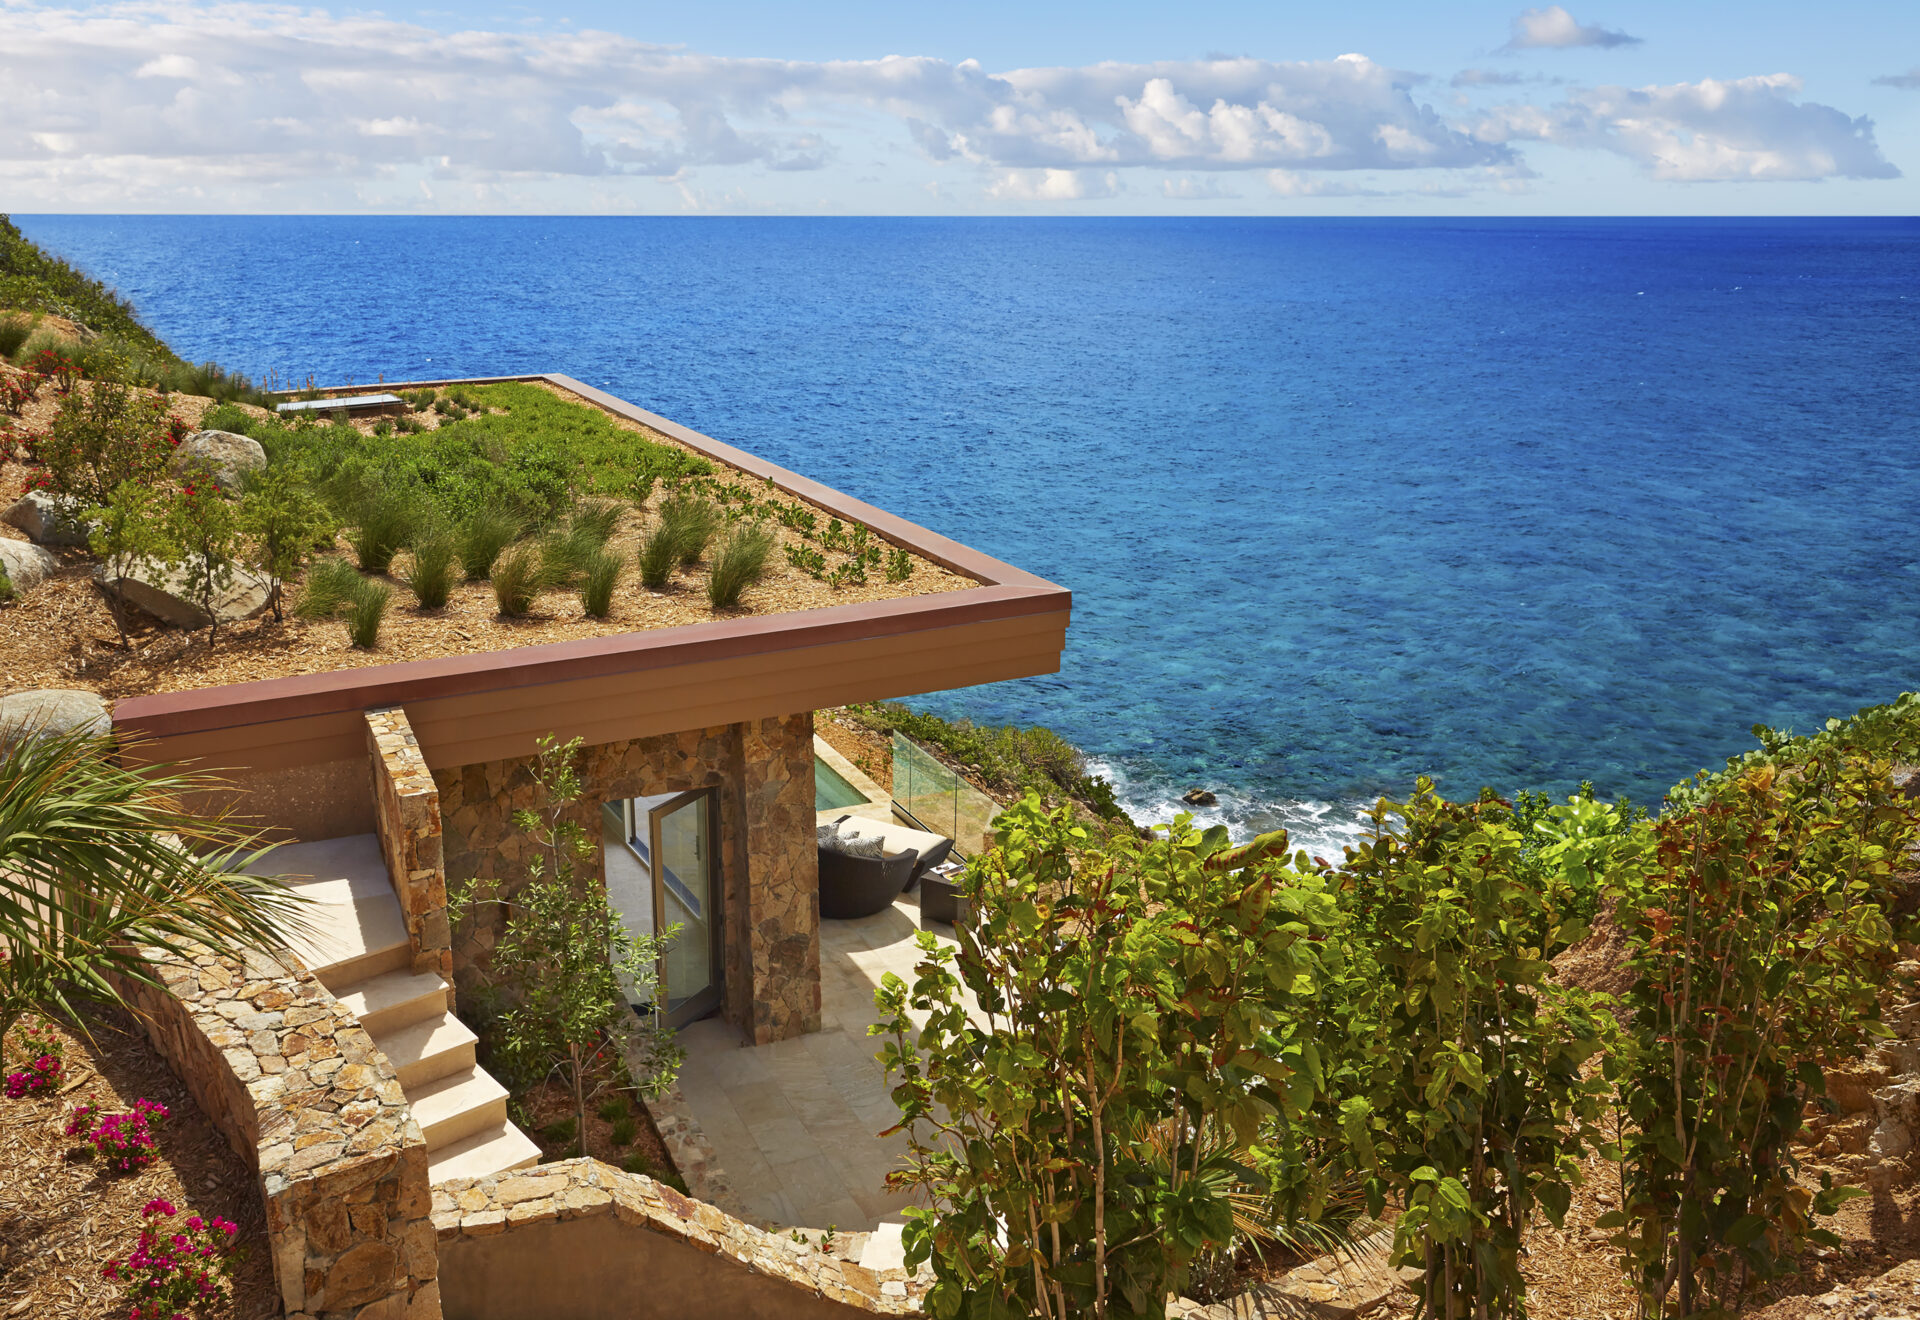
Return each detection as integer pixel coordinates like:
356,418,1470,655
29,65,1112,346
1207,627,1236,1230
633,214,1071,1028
814,756,871,813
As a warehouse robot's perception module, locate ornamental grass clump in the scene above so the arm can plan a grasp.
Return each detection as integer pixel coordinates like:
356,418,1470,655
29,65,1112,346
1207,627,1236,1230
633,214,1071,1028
66,1096,169,1172
402,526,459,609
658,491,720,566
456,507,522,581
706,522,774,609
491,544,548,617
297,557,392,648
105,1197,243,1320
345,578,393,649
581,547,622,619
637,524,677,589
343,489,416,575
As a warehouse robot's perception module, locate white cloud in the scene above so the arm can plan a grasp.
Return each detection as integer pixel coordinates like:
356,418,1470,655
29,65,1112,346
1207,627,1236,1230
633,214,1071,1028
1476,74,1899,181
1874,69,1920,90
987,169,1120,201
1502,6,1641,51
1160,175,1241,200
0,1,1896,210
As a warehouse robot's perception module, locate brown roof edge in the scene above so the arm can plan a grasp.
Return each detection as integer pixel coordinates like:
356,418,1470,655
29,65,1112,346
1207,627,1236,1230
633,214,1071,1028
314,372,1050,589
112,582,1067,739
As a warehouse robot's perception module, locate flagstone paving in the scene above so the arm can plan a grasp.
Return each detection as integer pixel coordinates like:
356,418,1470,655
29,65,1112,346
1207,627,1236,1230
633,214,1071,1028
674,890,961,1232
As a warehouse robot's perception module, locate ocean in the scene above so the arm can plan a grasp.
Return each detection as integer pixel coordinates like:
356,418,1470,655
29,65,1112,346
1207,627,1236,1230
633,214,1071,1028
15,215,1920,852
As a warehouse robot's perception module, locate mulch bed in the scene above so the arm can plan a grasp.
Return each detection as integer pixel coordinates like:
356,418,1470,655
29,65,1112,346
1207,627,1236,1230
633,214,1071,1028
0,1005,280,1319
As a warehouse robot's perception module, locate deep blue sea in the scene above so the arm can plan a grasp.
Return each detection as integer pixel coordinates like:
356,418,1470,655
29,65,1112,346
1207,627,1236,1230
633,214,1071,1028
15,216,1920,850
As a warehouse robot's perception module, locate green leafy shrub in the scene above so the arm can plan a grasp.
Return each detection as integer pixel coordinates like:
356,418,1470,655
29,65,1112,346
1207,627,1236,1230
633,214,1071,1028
581,548,622,619
491,545,548,617
36,374,173,508
1604,740,1915,1317
885,546,914,583
785,544,826,580
165,476,242,647
456,507,521,581
877,797,1341,1319
236,465,336,622
87,480,176,645
706,522,773,609
402,527,458,609
0,559,13,605
658,491,719,566
1334,783,1612,1320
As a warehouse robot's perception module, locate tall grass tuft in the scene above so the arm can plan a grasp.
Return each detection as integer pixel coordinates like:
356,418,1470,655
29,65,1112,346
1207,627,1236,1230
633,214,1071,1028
345,491,417,575
637,525,677,589
706,523,775,610
567,498,622,548
346,578,393,649
0,314,35,360
456,507,521,581
295,558,364,620
581,548,622,619
402,527,458,609
659,492,720,566
491,546,548,617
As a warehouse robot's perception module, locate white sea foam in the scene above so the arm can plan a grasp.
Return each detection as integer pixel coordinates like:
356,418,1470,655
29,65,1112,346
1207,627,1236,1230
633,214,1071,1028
1086,758,1378,863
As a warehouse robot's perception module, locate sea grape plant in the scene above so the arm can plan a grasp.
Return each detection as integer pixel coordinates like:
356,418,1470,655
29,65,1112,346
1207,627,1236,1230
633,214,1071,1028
1332,783,1614,1320
1602,741,1916,1317
875,795,1341,1320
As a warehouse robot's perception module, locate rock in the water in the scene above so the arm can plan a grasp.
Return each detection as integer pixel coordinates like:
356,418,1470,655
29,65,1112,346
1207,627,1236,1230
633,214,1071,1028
0,539,58,595
3,491,90,547
173,430,267,489
94,559,273,629
1182,788,1218,807
0,689,110,748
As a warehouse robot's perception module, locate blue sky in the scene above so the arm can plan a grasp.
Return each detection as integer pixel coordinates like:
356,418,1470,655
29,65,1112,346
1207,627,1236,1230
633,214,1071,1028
2,0,1916,213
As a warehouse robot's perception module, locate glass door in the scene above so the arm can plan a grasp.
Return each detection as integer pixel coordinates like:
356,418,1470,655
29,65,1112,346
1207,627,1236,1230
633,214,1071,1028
603,790,722,1028
649,791,720,1026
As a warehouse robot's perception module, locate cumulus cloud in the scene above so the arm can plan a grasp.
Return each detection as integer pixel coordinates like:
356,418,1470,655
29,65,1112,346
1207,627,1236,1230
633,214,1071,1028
0,0,1897,209
1873,69,1920,90
1502,6,1641,51
1475,74,1898,181
1453,69,1529,87
1160,175,1241,200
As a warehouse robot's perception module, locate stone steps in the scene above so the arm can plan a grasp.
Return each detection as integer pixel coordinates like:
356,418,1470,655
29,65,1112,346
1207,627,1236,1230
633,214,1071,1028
264,834,540,1187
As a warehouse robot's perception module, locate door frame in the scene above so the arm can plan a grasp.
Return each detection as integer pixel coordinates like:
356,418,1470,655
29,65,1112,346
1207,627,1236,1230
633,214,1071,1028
628,788,723,1029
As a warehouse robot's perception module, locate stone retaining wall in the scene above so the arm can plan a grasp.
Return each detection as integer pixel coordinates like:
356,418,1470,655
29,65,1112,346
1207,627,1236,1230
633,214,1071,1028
118,944,440,1320
366,706,454,988
432,1159,924,1319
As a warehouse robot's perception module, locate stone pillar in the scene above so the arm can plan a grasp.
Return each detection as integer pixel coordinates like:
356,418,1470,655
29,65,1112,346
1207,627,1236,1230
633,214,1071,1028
366,707,454,991
740,713,821,1044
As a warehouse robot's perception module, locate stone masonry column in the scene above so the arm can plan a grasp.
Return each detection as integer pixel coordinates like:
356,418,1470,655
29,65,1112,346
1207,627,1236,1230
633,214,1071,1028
739,712,821,1043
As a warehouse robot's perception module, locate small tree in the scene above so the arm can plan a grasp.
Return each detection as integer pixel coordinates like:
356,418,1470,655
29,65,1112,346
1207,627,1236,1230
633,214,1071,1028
165,477,240,647
449,735,680,1158
875,794,1341,1320
87,480,177,647
237,465,336,621
35,372,173,511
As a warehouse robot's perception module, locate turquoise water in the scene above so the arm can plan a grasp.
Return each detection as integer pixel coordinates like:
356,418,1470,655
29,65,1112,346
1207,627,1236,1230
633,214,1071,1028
14,216,1920,849
814,757,871,813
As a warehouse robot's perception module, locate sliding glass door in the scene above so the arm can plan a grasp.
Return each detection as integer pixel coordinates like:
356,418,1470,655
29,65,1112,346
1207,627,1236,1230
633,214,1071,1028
602,789,722,1029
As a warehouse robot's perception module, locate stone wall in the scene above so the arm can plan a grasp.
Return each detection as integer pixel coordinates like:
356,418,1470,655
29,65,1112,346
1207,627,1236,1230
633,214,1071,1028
118,944,441,1320
432,1159,924,1319
366,706,454,988
435,714,820,1045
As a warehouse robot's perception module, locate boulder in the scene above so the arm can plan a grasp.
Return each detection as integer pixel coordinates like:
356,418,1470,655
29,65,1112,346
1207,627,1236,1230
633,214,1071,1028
0,539,58,595
173,430,266,489
1182,788,1218,807
93,559,273,629
0,689,111,748
3,490,90,547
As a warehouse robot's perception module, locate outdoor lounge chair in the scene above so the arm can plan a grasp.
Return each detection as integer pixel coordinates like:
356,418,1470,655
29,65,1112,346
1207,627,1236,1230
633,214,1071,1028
818,839,920,919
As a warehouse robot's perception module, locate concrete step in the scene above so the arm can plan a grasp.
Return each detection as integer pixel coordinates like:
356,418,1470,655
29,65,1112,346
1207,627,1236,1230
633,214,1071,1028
335,968,449,1038
408,1066,510,1151
250,834,408,989
372,1010,477,1090
428,1118,542,1185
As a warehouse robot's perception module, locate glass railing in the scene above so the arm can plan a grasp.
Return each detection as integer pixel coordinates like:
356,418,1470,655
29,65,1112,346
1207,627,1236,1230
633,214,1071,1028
892,731,1000,858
